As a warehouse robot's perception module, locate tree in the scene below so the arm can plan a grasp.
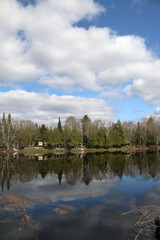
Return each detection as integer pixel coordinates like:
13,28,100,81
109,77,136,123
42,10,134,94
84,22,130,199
122,121,135,145
20,119,38,142
145,117,156,145
81,115,91,146
39,124,47,141
132,122,144,145
87,119,107,148
62,125,70,148
107,120,126,147
58,117,62,133
19,128,32,146
68,127,82,147
97,127,106,148
62,125,82,148
0,113,18,150
155,119,160,146
52,128,61,146
65,116,79,130
88,132,98,147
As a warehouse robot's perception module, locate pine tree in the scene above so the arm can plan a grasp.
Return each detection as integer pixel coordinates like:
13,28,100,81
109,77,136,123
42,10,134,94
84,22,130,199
20,128,32,146
146,117,156,145
39,124,47,141
107,120,126,147
69,128,82,147
52,128,61,146
81,115,91,146
88,132,98,148
58,117,62,133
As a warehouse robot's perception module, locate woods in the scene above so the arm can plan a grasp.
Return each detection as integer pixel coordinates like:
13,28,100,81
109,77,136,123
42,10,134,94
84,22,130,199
0,113,160,151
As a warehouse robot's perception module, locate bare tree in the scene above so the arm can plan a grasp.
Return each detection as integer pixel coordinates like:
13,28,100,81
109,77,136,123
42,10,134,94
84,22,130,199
0,113,18,151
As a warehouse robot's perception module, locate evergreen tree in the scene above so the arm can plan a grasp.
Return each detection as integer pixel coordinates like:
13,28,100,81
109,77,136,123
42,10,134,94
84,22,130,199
39,124,47,141
81,115,91,146
88,132,98,148
58,117,62,133
52,128,61,146
62,125,70,148
19,128,32,146
97,127,106,148
47,127,53,145
146,117,156,145
68,128,82,147
107,120,126,147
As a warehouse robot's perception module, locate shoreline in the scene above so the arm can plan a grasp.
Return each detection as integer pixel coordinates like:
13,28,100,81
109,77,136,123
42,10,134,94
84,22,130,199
17,145,160,156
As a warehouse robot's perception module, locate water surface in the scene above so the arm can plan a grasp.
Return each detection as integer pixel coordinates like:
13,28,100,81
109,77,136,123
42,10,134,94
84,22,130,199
0,152,160,240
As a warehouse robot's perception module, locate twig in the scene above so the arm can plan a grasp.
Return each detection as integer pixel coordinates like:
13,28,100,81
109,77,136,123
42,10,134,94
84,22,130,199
134,225,151,240
140,219,154,226
121,209,137,216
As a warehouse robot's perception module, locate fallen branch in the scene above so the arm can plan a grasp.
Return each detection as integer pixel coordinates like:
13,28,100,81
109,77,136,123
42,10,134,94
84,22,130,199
121,209,137,216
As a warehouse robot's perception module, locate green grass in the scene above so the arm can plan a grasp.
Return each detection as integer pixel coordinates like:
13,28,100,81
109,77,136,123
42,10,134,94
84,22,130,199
106,145,160,153
20,147,53,156
21,146,108,155
20,145,160,156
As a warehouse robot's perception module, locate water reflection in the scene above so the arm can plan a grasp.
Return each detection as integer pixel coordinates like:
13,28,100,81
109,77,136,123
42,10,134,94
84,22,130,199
0,152,160,239
1,152,160,191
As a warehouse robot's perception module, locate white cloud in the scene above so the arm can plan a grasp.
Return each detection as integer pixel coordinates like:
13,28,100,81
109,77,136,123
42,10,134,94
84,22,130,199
1,0,160,106
0,90,116,124
147,107,160,120
99,87,123,100
123,60,160,105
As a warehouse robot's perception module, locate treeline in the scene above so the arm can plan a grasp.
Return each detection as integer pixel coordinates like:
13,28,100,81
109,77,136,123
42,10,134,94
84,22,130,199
0,113,160,150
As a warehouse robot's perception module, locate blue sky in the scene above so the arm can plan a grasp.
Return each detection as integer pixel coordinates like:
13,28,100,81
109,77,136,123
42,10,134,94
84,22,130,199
0,0,160,124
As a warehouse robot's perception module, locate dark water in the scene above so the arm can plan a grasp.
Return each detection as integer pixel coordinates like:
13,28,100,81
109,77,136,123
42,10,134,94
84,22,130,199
0,152,160,240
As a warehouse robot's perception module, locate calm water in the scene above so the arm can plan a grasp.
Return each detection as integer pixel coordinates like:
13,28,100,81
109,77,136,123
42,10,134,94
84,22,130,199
0,152,160,240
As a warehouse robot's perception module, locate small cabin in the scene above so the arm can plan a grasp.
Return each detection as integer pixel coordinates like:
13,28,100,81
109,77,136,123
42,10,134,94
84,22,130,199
35,140,43,146
35,140,47,147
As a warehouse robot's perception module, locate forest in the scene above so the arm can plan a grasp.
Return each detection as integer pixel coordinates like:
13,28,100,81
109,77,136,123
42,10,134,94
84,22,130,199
0,113,160,150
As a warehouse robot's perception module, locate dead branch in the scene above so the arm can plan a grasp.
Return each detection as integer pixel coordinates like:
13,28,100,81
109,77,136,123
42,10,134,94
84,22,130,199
122,206,160,240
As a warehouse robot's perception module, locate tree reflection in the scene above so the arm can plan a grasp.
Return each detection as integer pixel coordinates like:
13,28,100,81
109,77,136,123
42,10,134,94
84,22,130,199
108,153,126,179
1,151,160,190
0,154,17,190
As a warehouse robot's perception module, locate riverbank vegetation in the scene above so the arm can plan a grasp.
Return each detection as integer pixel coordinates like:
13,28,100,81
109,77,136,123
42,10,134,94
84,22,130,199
0,113,160,153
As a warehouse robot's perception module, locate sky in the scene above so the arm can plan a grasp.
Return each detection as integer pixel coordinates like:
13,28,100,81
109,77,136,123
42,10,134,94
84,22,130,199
0,0,160,125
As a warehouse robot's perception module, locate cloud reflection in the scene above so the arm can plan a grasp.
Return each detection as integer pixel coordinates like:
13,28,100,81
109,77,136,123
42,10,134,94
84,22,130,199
8,174,118,203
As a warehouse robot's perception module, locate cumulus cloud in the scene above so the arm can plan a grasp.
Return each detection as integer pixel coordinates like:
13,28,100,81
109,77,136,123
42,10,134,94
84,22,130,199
147,107,160,120
0,0,160,105
0,90,116,124
99,87,123,100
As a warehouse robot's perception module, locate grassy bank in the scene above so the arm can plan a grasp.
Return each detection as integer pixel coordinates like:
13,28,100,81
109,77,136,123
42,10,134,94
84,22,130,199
19,145,160,156
106,145,160,153
70,148,108,154
20,147,54,156
20,146,108,155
